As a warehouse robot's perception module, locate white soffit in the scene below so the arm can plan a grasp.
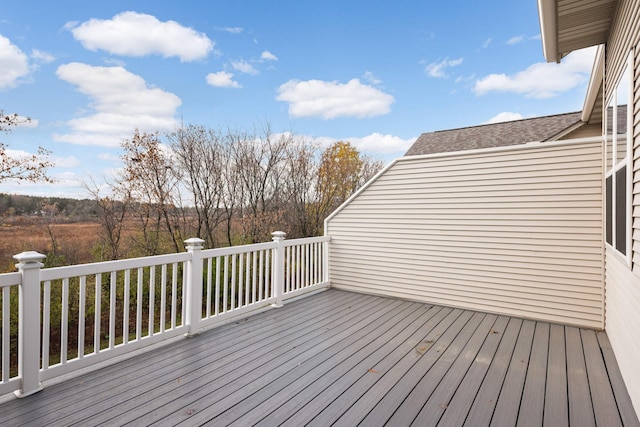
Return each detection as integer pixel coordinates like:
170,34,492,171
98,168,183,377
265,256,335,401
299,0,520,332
538,0,616,63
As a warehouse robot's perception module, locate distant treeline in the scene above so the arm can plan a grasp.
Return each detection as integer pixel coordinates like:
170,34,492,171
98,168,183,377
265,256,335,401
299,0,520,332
0,193,99,220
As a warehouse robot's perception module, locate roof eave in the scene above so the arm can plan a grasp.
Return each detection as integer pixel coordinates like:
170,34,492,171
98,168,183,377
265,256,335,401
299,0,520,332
582,45,605,123
538,0,560,63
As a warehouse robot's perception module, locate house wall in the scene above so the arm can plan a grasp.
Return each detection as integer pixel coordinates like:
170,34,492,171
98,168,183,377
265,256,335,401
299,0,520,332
325,138,603,328
603,0,640,416
561,123,601,140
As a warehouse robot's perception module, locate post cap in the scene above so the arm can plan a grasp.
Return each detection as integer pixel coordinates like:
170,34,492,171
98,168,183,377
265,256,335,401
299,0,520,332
184,238,206,249
13,251,47,264
271,231,286,240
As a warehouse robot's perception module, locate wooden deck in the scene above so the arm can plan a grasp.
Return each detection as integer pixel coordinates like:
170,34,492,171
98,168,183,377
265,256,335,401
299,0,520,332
0,289,637,426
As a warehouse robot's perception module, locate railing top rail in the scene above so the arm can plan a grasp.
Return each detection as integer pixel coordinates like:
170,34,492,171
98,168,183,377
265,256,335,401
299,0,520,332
201,241,277,258
40,252,191,282
283,235,331,247
0,271,21,288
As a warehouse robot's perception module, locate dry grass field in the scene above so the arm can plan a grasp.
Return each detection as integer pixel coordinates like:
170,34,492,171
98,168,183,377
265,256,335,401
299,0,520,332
0,220,101,272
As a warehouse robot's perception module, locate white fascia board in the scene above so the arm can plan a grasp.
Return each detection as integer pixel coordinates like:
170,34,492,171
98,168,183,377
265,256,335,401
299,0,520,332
582,45,605,123
538,0,559,63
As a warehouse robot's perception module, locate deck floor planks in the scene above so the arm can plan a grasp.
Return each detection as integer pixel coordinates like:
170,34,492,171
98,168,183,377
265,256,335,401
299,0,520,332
0,289,364,425
277,306,456,427
231,303,444,427
0,289,636,427
581,329,623,427
444,316,522,427
11,290,372,426
516,321,550,426
566,326,597,426
387,314,499,426
55,291,375,425
215,301,432,426
331,311,484,427
187,301,429,426
488,319,536,426
597,332,640,427
154,299,412,426
124,293,401,425
544,323,569,427
308,309,473,427
411,315,510,426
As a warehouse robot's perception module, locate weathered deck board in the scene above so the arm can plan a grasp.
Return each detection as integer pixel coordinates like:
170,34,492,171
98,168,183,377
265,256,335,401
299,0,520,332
582,329,623,427
597,332,640,427
516,322,549,426
461,316,523,426
411,315,510,426
389,314,499,426
566,326,597,426
278,306,456,427
0,289,636,427
312,309,473,426
489,319,536,426
544,323,569,427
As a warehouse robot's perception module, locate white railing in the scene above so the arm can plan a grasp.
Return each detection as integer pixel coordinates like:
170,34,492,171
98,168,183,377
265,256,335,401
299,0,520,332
38,251,191,384
284,236,329,297
0,232,330,398
0,272,21,396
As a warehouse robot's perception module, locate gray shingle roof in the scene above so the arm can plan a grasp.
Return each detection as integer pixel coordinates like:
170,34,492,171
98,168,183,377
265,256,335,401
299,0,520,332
405,112,583,156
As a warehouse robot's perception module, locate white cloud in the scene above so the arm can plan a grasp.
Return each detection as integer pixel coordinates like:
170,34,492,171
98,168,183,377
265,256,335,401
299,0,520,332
362,71,382,85
31,49,55,64
483,112,525,124
348,133,416,154
474,46,596,99
68,11,213,62
52,155,81,168
482,38,492,49
506,35,525,45
217,27,244,34
230,59,258,75
98,152,121,161
206,71,241,88
279,132,415,157
0,34,29,90
276,78,394,119
260,50,278,61
424,57,463,78
103,58,127,67
55,62,181,147
506,34,541,45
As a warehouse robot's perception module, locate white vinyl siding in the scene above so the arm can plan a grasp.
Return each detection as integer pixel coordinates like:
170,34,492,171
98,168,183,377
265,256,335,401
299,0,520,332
605,247,640,418
605,0,640,415
326,139,603,328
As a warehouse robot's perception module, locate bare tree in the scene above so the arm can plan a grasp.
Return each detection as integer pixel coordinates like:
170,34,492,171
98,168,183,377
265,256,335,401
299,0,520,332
120,130,183,255
221,134,240,246
282,135,320,237
0,112,54,183
167,125,227,248
230,125,290,243
84,178,131,260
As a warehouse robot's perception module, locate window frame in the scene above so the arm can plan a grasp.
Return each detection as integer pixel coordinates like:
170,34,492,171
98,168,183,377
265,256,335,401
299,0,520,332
604,51,633,266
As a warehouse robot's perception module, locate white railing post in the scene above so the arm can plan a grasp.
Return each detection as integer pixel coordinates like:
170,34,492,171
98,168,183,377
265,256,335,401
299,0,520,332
323,236,330,284
184,238,205,337
271,231,286,307
13,251,46,398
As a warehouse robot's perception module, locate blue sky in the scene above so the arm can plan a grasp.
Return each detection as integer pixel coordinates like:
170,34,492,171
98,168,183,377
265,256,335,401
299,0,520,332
1,0,596,198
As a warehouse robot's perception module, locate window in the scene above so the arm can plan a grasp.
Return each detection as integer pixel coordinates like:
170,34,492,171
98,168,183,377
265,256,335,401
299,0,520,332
605,55,632,260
